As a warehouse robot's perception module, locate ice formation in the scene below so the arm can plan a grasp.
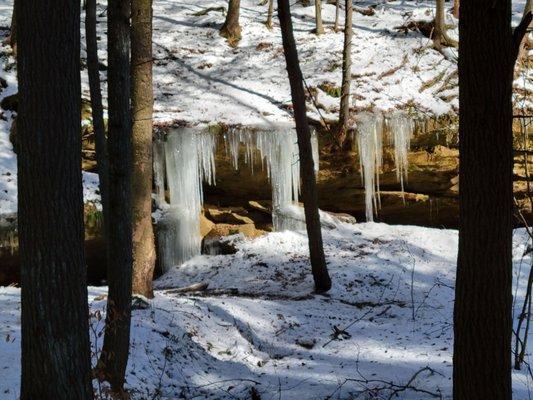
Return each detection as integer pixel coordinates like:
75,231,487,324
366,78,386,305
355,112,415,221
224,126,319,231
388,113,414,195
356,114,383,222
154,125,320,271
153,140,166,207
155,128,217,272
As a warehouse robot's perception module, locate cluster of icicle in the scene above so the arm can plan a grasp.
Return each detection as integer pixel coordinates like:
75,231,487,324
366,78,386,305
153,125,319,272
225,126,319,232
153,128,217,272
355,112,415,222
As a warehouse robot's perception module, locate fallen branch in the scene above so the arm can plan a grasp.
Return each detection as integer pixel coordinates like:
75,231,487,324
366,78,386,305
191,6,226,17
354,6,375,16
328,366,443,399
163,282,209,294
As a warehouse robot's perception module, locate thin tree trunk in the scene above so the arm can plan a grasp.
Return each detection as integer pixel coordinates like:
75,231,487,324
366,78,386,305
97,0,133,392
220,0,242,45
277,0,332,292
453,0,460,19
86,0,110,246
333,0,340,32
338,0,352,147
7,0,17,55
434,0,457,49
453,0,514,398
131,0,156,298
315,0,325,34
524,0,533,27
17,0,92,398
266,0,274,29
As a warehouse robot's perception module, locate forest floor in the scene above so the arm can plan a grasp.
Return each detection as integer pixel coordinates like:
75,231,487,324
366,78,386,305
1,222,533,399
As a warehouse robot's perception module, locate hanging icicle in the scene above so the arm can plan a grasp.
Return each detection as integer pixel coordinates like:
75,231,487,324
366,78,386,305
356,113,383,222
157,128,217,272
153,139,166,207
388,112,413,195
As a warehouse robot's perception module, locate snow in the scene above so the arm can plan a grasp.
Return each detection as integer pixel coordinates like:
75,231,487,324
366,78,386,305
2,223,533,399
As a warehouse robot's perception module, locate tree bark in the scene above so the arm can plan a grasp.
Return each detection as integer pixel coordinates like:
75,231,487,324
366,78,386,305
220,0,242,45
434,0,457,49
453,0,460,19
277,0,332,292
86,0,110,246
266,0,274,29
524,0,533,27
453,0,514,398
315,0,325,34
7,0,17,55
97,0,133,392
17,0,92,398
333,0,340,32
131,0,156,298
338,0,352,146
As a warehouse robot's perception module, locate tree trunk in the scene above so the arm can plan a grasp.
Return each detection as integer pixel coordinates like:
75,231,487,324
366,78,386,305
434,0,457,49
97,0,133,392
338,0,352,147
525,0,533,27
277,0,332,292
131,0,156,298
333,0,340,32
453,0,514,398
7,0,17,55
266,0,274,29
220,0,242,45
17,0,93,398
86,0,110,246
453,0,460,19
315,0,325,34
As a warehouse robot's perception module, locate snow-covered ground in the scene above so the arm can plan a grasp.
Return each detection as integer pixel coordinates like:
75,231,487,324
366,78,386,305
1,223,533,399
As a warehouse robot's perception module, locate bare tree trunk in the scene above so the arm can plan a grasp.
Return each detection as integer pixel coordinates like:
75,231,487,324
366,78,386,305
97,0,133,392
453,0,460,19
524,0,533,27
338,0,352,147
266,0,274,29
6,0,17,55
277,0,332,292
453,0,514,397
434,0,457,49
315,0,325,34
220,0,242,45
333,0,340,32
17,0,92,397
86,0,110,246
131,0,156,298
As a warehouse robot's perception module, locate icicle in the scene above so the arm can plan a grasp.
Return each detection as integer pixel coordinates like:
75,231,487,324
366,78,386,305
153,140,166,207
388,113,413,197
356,113,383,222
223,126,307,232
157,127,217,272
311,128,320,174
